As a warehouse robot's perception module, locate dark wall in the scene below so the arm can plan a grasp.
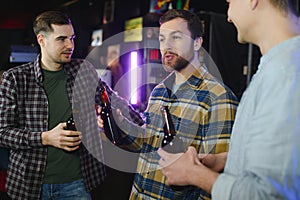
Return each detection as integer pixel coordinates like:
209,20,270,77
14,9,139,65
0,0,231,70
198,12,261,99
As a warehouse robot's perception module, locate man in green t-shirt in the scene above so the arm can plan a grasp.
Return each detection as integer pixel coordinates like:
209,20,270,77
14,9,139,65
0,10,144,200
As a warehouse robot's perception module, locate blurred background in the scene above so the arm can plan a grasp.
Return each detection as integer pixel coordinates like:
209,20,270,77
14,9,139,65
0,1,299,199
0,0,272,101
2,0,299,101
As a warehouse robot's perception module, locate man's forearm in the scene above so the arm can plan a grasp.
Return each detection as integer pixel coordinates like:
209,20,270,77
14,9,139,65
189,163,220,194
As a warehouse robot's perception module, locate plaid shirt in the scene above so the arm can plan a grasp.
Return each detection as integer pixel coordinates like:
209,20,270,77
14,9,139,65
120,66,239,200
0,56,143,199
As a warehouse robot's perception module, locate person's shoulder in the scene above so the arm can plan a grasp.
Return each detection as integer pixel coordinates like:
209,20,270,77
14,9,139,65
8,62,33,71
69,58,86,65
67,59,99,82
4,62,34,77
200,74,238,102
71,58,96,68
65,58,95,72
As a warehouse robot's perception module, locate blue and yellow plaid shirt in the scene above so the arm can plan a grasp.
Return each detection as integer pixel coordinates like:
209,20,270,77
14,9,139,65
119,66,238,200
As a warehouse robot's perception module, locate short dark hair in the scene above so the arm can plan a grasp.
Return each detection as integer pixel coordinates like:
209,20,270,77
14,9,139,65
269,0,298,15
159,9,203,39
33,10,72,36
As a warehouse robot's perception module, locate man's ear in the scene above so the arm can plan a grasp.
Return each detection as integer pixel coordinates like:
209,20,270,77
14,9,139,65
250,0,258,10
37,34,45,47
194,37,203,51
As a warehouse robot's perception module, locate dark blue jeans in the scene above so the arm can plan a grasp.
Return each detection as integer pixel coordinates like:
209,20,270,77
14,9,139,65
41,179,91,200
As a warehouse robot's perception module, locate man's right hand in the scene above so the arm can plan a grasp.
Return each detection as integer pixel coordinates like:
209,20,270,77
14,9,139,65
198,152,227,172
96,107,124,128
41,123,82,151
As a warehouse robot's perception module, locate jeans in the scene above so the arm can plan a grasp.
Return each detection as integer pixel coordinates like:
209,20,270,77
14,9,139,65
41,179,91,200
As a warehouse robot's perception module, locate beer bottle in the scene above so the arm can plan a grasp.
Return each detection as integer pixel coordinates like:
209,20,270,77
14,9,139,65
160,105,185,191
98,84,117,145
65,116,80,149
160,106,184,153
66,116,76,131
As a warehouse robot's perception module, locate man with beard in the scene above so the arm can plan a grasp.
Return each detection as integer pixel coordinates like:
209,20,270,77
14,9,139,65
98,9,239,199
0,10,143,200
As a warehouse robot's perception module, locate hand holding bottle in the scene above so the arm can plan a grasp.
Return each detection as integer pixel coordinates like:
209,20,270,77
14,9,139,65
160,105,186,190
96,107,124,128
96,85,122,145
160,106,185,153
41,122,82,152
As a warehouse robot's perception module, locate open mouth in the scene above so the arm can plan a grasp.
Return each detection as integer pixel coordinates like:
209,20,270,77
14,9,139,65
163,52,177,62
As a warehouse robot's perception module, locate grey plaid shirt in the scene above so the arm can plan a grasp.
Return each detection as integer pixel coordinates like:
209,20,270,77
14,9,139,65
0,56,144,199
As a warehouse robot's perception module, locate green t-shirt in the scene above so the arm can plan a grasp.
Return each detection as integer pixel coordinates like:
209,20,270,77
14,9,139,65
42,68,81,184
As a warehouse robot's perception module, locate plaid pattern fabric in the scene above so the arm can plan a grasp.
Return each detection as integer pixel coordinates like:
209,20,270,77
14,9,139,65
0,57,117,199
123,66,239,200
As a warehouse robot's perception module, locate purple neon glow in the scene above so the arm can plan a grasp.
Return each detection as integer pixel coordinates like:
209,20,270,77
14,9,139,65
130,51,138,104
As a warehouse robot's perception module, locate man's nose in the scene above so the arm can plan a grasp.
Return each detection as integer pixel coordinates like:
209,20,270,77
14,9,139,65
65,39,74,48
160,38,173,52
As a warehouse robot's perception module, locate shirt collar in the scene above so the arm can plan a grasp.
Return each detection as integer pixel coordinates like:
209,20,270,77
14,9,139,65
163,65,209,89
33,54,77,83
33,54,43,83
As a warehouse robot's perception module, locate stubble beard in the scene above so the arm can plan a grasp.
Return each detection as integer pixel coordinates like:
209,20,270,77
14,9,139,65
57,53,72,64
163,55,190,72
